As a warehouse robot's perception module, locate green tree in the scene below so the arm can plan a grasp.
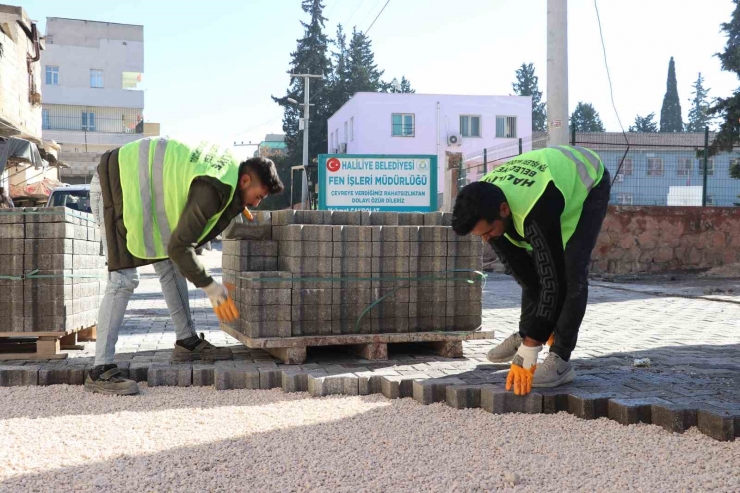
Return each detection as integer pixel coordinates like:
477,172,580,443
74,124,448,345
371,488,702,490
709,0,740,155
346,28,384,95
686,72,713,132
629,113,659,132
570,102,605,132
327,24,352,116
512,63,547,132
660,57,684,132
272,0,332,169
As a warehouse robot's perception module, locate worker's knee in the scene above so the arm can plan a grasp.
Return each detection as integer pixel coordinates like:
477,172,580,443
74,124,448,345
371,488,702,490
108,268,139,293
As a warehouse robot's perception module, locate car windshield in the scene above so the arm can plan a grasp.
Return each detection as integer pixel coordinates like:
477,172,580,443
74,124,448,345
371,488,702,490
50,190,92,213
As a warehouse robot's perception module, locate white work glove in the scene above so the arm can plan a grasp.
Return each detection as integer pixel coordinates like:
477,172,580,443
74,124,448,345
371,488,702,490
202,281,239,323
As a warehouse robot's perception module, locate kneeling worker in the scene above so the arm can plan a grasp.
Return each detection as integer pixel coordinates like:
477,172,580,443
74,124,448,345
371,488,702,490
452,146,610,395
87,137,284,395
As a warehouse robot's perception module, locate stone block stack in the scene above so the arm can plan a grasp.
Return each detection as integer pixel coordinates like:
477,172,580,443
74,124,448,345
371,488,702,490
221,210,483,340
0,207,105,333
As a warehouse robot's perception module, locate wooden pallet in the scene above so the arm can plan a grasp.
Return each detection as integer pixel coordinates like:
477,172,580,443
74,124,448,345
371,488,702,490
220,323,494,364
0,325,96,361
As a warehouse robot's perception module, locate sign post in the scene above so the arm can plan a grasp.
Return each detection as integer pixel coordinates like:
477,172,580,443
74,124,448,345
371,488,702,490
318,154,438,212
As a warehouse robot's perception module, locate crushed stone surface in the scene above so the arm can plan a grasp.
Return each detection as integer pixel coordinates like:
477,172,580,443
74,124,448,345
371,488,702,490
1,386,740,492
701,262,740,278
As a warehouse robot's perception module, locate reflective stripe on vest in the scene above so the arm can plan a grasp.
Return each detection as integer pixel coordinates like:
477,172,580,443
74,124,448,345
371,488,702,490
554,146,595,191
152,138,172,250
137,138,156,257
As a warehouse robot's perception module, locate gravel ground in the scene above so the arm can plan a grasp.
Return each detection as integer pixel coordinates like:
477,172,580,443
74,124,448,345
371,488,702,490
1,386,739,493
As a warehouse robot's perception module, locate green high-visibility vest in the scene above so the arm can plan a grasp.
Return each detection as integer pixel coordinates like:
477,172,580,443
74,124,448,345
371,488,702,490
118,137,239,259
479,146,605,250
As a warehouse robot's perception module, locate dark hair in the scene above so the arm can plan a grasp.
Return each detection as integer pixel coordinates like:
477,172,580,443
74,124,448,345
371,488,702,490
239,157,284,194
451,181,507,235
0,187,5,195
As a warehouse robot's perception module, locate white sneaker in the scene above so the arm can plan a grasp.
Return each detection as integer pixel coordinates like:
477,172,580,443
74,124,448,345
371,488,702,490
486,332,523,363
532,353,576,388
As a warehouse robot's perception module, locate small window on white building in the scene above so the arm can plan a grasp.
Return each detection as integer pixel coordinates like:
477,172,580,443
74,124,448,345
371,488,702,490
45,66,59,86
81,111,96,131
460,115,481,137
647,158,664,177
616,193,633,205
42,110,51,130
676,158,692,177
350,117,354,141
618,158,633,176
392,113,414,137
698,158,714,176
90,69,104,88
344,121,348,143
495,116,517,138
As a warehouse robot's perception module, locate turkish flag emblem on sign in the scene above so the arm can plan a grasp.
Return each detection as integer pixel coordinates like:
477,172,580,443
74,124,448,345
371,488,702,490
326,158,341,173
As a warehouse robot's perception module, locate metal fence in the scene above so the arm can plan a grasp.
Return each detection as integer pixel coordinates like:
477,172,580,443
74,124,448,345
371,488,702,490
42,105,145,134
459,129,740,207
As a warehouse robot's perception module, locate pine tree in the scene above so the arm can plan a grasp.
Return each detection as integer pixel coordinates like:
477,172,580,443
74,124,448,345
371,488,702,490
512,63,547,132
570,102,605,132
628,113,659,133
709,0,740,155
327,24,352,116
686,73,713,132
659,57,684,132
271,0,332,167
346,28,384,95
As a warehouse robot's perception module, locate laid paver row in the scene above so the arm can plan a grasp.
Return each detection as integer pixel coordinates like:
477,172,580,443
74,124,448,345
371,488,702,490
2,357,738,442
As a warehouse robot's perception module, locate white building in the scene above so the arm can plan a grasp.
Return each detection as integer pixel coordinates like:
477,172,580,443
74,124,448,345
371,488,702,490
41,17,159,183
0,4,62,196
327,92,532,209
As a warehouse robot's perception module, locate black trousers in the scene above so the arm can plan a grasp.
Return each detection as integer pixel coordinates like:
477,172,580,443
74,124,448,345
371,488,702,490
521,169,611,361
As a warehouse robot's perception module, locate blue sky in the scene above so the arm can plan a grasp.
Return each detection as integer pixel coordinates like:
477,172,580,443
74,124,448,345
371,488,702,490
12,0,739,161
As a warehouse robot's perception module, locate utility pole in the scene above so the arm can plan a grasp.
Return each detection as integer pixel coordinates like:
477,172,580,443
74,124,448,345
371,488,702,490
547,0,569,147
290,73,323,210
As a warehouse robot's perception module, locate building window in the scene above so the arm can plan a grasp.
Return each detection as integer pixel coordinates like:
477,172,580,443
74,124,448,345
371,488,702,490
677,158,693,177
647,158,664,177
616,193,633,205
618,157,633,176
42,110,51,130
344,121,348,143
81,111,96,131
495,116,517,138
460,115,481,137
698,158,714,176
45,66,59,86
90,69,104,88
350,117,354,141
706,194,715,206
391,113,414,137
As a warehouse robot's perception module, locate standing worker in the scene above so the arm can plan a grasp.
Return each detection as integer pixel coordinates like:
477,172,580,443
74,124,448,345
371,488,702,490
452,146,610,396
87,137,284,395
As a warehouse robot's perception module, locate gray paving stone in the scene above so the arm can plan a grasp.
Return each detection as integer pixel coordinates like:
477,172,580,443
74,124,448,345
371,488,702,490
412,378,466,405
650,403,698,433
39,363,86,386
214,362,260,390
329,211,362,225
697,409,737,441
445,385,482,409
127,362,150,382
357,373,383,395
259,369,283,389
147,364,192,387
480,386,543,414
0,365,40,386
607,397,673,425
567,393,614,420
381,376,419,399
281,371,308,393
192,364,215,387
308,373,358,397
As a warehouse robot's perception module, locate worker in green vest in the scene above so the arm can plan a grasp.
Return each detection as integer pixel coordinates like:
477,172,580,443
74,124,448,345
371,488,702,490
452,146,611,396
86,137,284,395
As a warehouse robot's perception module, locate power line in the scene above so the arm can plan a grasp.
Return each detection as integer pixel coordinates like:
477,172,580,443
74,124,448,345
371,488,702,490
593,0,630,184
346,0,366,26
227,119,275,140
365,0,390,35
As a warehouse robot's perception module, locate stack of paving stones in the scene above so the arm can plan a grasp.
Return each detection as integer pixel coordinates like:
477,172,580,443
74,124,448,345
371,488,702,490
0,207,105,334
220,210,483,339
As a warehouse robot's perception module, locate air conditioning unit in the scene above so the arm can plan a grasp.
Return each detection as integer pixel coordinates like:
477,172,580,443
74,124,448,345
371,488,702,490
447,133,461,146
339,143,347,153
614,173,624,183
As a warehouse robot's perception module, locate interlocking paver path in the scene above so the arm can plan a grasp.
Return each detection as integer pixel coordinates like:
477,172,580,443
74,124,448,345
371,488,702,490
4,245,740,440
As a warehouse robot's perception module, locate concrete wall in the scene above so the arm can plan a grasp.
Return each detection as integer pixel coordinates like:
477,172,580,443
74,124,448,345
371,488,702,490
593,206,740,274
0,5,43,140
327,93,533,194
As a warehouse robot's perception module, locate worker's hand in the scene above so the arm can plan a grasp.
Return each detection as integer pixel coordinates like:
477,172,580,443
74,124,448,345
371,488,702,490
243,207,254,221
202,281,239,323
506,363,537,396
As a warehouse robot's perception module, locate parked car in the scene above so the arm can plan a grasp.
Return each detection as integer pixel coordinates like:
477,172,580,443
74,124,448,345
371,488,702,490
46,184,91,213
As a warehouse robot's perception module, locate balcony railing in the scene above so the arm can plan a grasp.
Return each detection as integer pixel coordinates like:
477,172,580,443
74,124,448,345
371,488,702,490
42,106,145,134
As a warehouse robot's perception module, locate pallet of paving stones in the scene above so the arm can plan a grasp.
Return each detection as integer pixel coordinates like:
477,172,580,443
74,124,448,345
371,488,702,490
0,207,105,360
219,210,490,364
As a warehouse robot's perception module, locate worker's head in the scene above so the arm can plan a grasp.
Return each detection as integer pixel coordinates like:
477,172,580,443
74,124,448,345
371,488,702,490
451,181,511,242
237,157,284,208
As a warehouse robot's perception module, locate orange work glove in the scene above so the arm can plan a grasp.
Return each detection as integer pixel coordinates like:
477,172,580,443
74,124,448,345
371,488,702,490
506,363,537,396
547,333,555,346
243,208,254,221
203,281,239,323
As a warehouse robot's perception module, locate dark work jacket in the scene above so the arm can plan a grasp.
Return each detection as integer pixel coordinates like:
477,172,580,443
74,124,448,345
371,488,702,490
97,147,244,287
